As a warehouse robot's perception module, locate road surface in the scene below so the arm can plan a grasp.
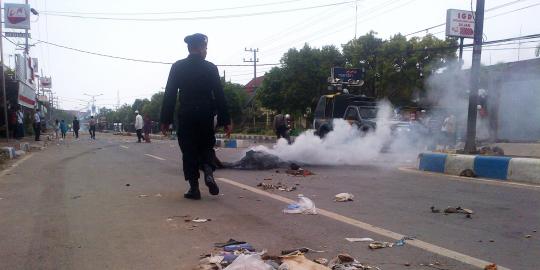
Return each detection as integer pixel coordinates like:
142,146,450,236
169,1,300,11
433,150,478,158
0,133,538,270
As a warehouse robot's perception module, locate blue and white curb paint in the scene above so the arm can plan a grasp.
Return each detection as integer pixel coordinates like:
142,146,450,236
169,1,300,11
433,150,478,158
418,152,540,184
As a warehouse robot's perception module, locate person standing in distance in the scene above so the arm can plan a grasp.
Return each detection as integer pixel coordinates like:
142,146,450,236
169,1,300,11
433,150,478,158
134,110,144,143
89,116,96,140
73,116,80,139
160,33,231,200
33,108,41,141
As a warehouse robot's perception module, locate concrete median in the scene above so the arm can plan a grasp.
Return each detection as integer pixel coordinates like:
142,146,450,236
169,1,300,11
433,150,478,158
418,152,540,184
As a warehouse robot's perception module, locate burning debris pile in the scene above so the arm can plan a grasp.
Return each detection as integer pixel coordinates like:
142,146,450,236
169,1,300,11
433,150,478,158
222,150,292,170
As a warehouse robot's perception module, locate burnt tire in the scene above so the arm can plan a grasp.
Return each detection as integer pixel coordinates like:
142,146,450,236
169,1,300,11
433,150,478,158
318,126,331,139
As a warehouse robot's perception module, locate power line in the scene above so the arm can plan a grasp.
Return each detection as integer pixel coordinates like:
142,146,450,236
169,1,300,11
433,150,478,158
40,1,357,21
25,38,280,66
42,0,308,15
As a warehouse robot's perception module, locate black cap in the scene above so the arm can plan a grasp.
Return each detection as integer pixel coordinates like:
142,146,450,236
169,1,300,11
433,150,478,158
184,33,208,47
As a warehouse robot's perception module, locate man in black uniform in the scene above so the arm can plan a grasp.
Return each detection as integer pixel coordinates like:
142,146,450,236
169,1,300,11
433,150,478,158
160,33,231,200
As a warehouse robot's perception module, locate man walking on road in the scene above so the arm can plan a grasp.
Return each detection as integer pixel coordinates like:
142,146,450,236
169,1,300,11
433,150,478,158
73,116,80,139
160,33,231,200
135,110,144,143
33,108,41,141
89,116,96,140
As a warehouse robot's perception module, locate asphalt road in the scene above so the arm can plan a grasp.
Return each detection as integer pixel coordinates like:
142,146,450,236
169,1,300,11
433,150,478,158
0,133,538,270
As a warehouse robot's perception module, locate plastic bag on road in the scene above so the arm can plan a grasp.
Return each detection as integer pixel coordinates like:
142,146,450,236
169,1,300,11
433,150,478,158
223,254,273,270
283,195,317,215
334,193,354,202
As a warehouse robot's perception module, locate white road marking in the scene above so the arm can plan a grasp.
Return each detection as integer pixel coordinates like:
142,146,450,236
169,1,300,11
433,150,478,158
120,145,129,149
217,177,510,270
145,154,166,161
0,154,34,179
399,167,540,190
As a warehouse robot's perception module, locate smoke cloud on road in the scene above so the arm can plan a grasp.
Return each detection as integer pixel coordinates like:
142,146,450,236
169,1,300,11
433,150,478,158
253,101,423,166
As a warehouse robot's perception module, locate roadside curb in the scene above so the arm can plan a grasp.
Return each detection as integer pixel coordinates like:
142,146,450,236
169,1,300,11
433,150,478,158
215,139,250,148
418,152,540,184
216,133,276,143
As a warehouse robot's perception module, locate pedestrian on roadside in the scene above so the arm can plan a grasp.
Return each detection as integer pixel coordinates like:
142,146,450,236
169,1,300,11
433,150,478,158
73,116,80,139
143,113,152,143
33,108,41,141
273,112,291,143
60,120,68,139
15,106,24,140
441,114,456,150
8,107,17,139
134,110,144,143
53,119,60,140
89,116,96,140
160,33,231,200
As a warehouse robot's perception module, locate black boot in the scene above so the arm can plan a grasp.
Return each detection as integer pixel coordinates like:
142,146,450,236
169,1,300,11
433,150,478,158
184,179,201,200
203,164,219,195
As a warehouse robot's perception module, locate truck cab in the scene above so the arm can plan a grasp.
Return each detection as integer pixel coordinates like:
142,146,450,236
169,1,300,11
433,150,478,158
313,93,377,137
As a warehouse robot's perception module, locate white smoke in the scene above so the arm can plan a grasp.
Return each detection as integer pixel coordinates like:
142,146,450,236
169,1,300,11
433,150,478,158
253,101,422,166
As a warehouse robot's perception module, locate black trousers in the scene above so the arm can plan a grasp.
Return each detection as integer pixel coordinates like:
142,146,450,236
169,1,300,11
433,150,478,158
177,110,216,181
89,126,96,139
136,129,143,142
33,123,41,141
74,129,79,138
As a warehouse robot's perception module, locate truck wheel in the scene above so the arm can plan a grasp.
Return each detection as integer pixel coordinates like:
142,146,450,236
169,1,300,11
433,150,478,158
318,126,330,138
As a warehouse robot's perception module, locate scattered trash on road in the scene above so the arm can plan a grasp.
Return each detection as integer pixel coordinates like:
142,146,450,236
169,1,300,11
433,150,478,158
484,263,498,270
286,168,315,177
215,239,247,248
280,253,331,270
368,236,414,249
314,258,328,265
345,238,374,242
525,234,532,238
155,193,163,197
138,194,148,198
328,253,380,270
283,195,317,214
335,193,354,202
71,195,81,200
125,184,130,187
192,218,212,223
223,243,255,252
368,241,394,249
459,169,476,177
257,182,297,192
281,247,326,255
432,205,474,218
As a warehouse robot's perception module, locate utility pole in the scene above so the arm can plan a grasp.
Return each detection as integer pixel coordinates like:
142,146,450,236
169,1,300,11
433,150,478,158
243,48,259,82
116,90,120,110
354,0,358,39
0,0,9,141
84,93,103,116
464,0,485,153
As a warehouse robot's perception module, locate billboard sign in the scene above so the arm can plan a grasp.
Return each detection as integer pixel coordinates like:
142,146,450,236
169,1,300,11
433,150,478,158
5,32,31,38
18,81,36,109
446,9,475,38
4,3,31,30
331,67,364,83
40,77,52,88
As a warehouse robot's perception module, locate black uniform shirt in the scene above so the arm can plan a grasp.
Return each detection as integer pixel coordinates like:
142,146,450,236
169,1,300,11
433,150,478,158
160,54,230,126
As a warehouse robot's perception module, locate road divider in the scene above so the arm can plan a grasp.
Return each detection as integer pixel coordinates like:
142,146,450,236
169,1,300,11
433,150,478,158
215,139,251,148
418,152,540,184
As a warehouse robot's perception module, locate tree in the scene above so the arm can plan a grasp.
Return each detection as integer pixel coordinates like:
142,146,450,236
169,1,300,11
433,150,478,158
222,82,247,124
257,44,345,116
142,92,164,121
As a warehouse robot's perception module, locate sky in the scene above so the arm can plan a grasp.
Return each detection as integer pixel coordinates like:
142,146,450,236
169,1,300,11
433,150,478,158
3,0,539,110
